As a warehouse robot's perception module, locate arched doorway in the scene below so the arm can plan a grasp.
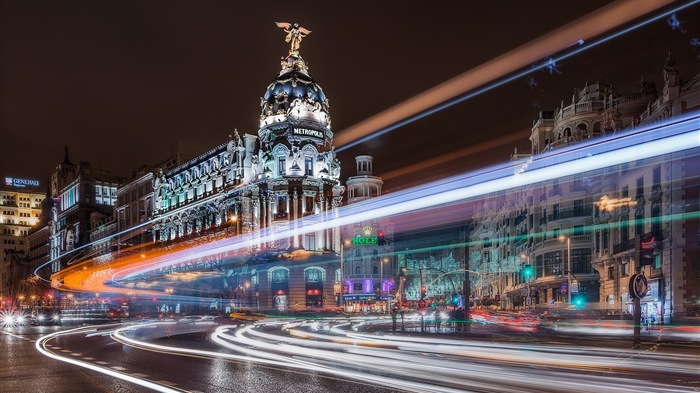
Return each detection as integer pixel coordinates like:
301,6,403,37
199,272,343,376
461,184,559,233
269,267,289,311
305,267,325,308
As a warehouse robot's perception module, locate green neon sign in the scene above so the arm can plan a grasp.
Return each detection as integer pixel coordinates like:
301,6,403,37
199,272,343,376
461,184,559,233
352,236,378,245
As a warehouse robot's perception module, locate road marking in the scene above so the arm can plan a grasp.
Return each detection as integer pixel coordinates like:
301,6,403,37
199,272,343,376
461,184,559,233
112,366,127,371
96,361,109,365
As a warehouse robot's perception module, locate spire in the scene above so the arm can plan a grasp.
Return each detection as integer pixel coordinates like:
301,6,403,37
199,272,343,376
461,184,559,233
63,145,73,165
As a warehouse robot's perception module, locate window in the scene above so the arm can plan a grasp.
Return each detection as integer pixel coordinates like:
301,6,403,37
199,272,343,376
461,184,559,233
304,233,315,250
621,263,629,277
372,265,379,275
620,216,629,243
636,176,644,198
278,157,286,176
608,266,615,280
552,204,560,220
543,251,562,276
573,200,584,216
635,209,644,236
653,165,661,187
355,266,362,275
571,248,591,273
305,157,313,176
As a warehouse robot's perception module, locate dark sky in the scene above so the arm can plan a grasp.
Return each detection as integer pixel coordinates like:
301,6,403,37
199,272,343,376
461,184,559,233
1,0,698,192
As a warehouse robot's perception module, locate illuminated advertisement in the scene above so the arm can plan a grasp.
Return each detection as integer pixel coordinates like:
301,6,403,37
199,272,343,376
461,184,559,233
4,177,40,188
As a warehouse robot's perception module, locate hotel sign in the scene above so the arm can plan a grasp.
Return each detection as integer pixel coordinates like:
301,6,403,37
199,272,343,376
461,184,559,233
292,127,324,140
5,177,40,188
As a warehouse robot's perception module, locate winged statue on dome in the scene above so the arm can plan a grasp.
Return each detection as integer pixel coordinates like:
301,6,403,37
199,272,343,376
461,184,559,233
276,22,311,55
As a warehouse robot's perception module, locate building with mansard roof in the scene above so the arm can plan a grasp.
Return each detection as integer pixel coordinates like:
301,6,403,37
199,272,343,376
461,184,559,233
469,51,699,323
60,25,396,314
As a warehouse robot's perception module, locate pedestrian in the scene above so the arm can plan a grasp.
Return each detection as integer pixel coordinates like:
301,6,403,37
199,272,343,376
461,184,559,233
391,309,397,332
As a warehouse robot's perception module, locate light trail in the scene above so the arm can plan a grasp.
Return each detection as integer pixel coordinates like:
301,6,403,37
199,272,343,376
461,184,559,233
45,112,699,291
334,0,696,151
35,325,187,393
34,318,700,392
203,319,698,392
380,131,525,183
100,113,699,282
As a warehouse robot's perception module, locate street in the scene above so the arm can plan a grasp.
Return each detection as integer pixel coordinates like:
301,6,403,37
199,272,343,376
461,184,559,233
3,316,698,393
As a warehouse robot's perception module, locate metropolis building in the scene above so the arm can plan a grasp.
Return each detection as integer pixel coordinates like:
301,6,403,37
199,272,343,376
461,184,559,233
65,25,396,312
469,51,699,322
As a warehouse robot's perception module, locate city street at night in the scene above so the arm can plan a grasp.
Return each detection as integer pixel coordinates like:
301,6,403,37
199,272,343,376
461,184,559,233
3,316,699,393
2,0,700,392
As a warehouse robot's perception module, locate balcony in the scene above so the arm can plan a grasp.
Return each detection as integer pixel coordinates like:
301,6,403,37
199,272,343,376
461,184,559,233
613,238,635,254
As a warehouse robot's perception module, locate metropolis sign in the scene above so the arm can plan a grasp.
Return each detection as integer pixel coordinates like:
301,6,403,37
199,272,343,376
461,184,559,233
4,177,40,188
292,127,324,140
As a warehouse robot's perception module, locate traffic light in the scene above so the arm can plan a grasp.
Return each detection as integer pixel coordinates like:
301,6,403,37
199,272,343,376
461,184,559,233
451,293,460,305
377,231,386,245
572,295,586,308
637,234,656,266
523,264,534,279
420,285,427,299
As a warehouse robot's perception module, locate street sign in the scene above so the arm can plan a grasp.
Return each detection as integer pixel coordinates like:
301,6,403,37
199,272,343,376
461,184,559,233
629,274,649,298
549,299,555,307
571,282,579,294
418,299,426,309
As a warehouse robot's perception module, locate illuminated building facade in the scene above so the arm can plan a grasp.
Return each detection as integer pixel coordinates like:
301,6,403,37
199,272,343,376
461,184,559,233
141,26,345,311
471,51,700,322
48,148,125,273
0,178,44,304
340,155,395,312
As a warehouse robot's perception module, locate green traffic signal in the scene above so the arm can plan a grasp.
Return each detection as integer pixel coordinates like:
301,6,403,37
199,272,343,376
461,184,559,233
523,264,534,279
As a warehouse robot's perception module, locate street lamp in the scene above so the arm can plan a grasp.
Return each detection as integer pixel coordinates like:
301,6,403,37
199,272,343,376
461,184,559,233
558,235,571,305
381,257,390,313
339,240,349,310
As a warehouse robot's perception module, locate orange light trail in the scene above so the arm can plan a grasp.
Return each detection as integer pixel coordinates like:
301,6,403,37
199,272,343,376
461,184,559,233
333,0,675,149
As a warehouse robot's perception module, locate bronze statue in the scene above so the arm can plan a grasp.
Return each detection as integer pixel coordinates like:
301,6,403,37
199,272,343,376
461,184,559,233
275,22,311,55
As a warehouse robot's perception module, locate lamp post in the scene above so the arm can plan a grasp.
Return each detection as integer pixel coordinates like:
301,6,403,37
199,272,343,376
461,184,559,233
339,240,349,310
559,235,571,304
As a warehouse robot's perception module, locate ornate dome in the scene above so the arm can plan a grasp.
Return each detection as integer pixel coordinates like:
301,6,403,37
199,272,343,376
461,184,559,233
259,54,331,128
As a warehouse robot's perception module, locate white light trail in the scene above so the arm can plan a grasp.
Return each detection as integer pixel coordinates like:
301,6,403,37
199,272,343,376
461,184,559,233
35,325,186,393
112,113,700,280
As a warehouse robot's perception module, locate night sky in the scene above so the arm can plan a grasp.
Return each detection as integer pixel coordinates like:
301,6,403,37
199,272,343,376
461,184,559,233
1,1,698,192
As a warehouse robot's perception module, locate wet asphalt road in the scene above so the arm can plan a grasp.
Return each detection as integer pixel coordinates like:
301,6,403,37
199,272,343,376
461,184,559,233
2,324,396,393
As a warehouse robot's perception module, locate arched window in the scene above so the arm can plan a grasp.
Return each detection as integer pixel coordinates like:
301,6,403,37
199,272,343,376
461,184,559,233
355,266,362,275
372,265,379,275
304,267,326,282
